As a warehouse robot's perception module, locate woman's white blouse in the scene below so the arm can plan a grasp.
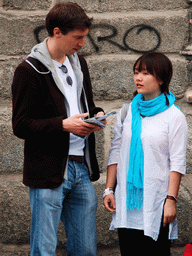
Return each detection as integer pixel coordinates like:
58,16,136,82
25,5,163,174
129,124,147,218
107,103,188,241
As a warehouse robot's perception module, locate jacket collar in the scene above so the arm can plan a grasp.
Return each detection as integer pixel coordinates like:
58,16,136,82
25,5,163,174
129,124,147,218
29,38,86,116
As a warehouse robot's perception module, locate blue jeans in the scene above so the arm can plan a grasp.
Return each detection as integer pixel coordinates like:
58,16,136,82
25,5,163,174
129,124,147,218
29,160,98,256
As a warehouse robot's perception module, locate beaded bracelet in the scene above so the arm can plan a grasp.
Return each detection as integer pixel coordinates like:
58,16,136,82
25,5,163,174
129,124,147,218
102,187,114,199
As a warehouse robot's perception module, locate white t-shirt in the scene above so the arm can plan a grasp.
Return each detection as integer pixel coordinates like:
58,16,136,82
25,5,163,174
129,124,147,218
53,57,85,156
108,103,188,241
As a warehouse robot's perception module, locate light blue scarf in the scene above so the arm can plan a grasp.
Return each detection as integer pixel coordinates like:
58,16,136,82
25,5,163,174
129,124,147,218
126,92,176,210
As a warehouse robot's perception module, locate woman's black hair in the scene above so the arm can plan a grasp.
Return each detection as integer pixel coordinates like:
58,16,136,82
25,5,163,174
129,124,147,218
133,52,173,105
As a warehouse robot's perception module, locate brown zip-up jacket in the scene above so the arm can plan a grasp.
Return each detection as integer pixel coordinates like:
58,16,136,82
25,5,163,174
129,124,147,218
12,55,103,189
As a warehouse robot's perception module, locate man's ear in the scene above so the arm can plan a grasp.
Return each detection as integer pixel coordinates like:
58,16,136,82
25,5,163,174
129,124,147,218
53,27,62,38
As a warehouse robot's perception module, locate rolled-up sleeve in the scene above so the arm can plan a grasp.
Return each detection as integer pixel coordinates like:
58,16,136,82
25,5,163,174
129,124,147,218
168,110,188,175
107,108,124,166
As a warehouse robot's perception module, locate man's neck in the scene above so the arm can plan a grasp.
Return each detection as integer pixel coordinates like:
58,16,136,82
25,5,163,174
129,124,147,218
46,37,66,64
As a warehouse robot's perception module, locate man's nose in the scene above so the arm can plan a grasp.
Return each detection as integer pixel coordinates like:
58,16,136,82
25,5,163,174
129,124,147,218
78,38,85,47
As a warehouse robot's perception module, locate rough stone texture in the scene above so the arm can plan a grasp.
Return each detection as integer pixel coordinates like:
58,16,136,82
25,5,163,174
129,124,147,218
0,243,187,256
56,0,188,13
0,0,192,251
0,10,188,56
80,10,189,56
0,13,48,56
175,98,192,174
0,56,24,100
0,100,23,174
0,54,188,101
87,54,188,101
3,0,52,10
1,98,191,176
0,175,30,244
0,173,191,249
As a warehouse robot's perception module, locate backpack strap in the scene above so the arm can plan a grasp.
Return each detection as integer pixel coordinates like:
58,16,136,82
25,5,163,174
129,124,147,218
121,103,130,124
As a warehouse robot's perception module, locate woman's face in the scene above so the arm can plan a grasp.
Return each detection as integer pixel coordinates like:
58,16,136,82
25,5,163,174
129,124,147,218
134,63,162,101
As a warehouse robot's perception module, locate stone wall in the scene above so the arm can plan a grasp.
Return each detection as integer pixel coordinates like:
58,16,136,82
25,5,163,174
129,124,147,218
0,0,192,252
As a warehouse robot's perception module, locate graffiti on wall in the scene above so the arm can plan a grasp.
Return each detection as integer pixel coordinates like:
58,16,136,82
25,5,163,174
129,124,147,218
34,23,161,53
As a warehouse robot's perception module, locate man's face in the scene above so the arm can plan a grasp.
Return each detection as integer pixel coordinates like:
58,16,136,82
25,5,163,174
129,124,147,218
59,28,89,55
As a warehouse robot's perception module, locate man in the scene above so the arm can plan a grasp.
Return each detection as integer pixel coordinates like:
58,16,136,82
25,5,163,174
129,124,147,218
12,2,106,255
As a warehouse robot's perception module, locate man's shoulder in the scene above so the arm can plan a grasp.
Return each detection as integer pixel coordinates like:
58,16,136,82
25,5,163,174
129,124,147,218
26,57,50,73
77,54,87,66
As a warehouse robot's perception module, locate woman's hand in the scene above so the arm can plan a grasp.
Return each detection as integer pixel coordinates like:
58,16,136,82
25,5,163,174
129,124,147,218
163,199,177,227
103,194,116,213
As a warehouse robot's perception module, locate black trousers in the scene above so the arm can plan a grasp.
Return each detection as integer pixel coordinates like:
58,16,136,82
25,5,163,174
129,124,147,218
118,221,170,256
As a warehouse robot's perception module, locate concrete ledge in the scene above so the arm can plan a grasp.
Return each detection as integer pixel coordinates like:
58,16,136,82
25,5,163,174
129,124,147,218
0,56,24,100
80,10,189,56
0,243,187,256
0,10,188,56
2,0,52,10
0,101,24,174
86,54,188,100
56,0,188,13
0,54,188,101
1,98,191,175
0,173,191,247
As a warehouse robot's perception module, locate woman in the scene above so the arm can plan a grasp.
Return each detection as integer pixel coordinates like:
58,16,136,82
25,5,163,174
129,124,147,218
103,52,188,256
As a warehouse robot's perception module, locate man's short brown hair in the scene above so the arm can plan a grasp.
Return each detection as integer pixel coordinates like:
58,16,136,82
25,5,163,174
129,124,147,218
46,2,93,36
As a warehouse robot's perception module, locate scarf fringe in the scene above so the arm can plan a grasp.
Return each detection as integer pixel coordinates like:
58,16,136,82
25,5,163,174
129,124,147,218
126,184,143,210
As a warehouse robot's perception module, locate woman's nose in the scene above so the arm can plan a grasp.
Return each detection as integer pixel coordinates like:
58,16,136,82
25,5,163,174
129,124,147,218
136,74,142,81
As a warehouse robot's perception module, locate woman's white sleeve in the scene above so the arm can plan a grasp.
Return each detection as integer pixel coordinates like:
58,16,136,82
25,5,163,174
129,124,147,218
107,108,124,166
169,111,188,175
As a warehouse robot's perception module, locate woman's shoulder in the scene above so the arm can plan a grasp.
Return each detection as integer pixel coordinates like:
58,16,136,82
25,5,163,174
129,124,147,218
166,104,187,123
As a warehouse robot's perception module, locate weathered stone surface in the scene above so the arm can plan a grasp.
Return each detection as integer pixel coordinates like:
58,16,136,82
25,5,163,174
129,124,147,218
80,10,188,56
0,101,24,174
0,10,188,56
176,174,192,245
0,0,191,251
1,98,191,174
86,54,188,100
0,173,191,246
56,0,188,13
0,243,187,256
0,54,188,102
0,56,24,100
0,13,48,56
177,99,192,173
3,0,52,10
0,175,30,244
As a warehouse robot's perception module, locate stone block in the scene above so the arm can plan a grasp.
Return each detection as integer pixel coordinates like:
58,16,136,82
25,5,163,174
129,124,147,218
86,54,188,100
0,56,24,100
0,13,48,56
0,175,30,243
0,101,24,174
0,173,191,247
176,99,192,174
176,174,192,245
80,10,188,56
0,10,188,56
2,0,52,10
56,0,188,13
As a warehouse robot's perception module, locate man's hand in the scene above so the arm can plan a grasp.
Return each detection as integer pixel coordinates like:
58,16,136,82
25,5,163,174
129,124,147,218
163,199,177,227
62,113,101,137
